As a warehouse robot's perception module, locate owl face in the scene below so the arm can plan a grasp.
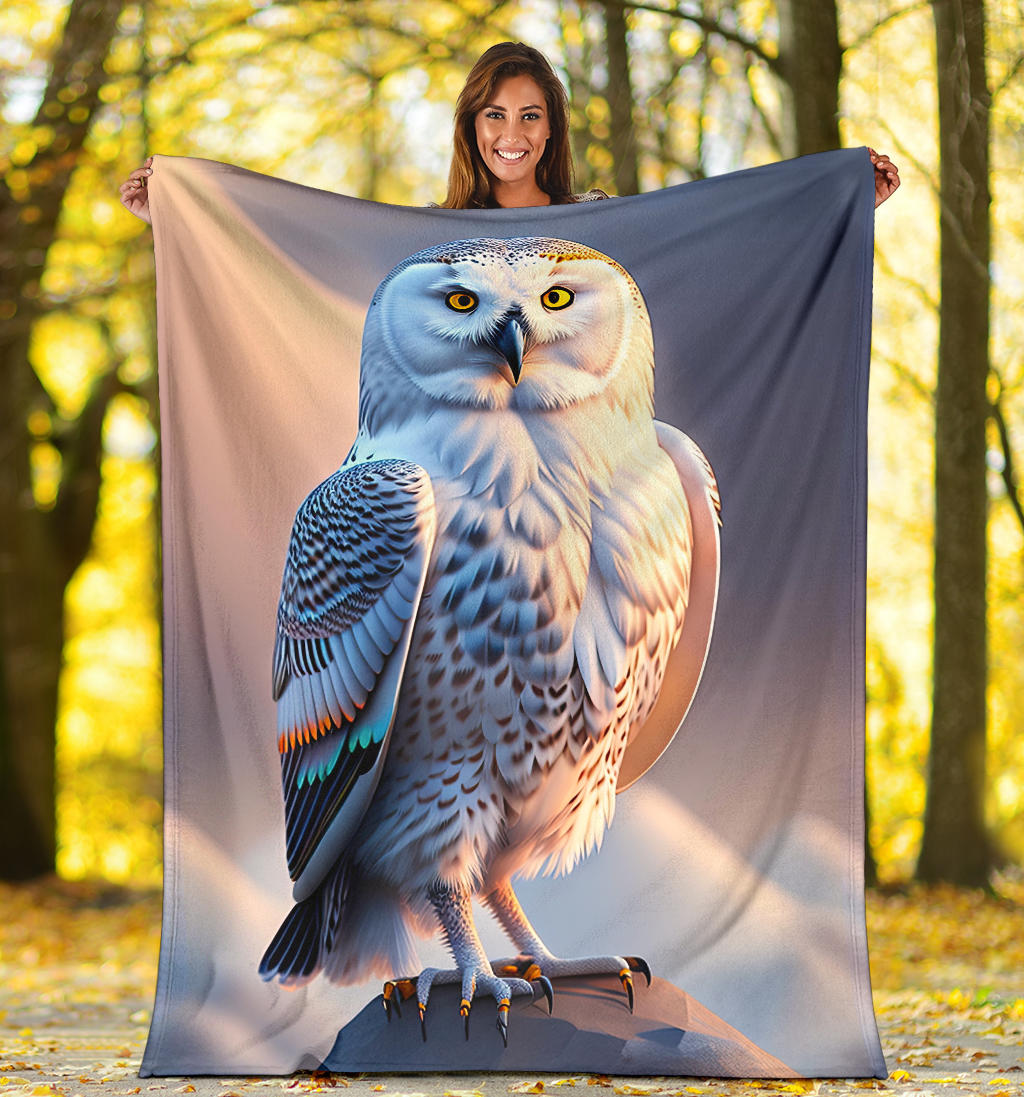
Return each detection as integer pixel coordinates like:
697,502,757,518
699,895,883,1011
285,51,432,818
366,238,652,413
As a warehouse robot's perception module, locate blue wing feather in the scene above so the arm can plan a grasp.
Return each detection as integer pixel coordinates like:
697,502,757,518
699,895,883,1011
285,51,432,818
272,458,435,899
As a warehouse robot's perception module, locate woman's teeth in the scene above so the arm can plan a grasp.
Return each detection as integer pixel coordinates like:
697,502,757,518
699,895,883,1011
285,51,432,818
496,149,528,161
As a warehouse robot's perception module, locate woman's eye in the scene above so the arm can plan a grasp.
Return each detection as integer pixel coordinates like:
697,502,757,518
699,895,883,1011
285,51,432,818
446,290,478,312
541,286,574,311
523,112,541,121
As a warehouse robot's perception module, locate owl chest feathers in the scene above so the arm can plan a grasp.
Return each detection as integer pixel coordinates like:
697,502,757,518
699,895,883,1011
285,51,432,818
359,398,681,650
356,399,691,736
350,404,690,888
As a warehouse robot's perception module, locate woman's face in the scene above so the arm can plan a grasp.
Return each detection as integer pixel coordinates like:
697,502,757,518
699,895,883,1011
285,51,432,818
473,73,552,189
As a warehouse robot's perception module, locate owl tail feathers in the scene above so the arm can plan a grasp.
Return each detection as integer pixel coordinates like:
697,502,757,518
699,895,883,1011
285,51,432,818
259,895,323,988
260,872,425,988
319,879,423,985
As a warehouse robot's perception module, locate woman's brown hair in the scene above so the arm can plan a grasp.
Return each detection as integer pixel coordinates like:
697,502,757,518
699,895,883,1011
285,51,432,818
441,42,575,209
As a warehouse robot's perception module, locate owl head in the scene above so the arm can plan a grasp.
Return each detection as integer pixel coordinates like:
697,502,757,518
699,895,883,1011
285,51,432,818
358,237,655,428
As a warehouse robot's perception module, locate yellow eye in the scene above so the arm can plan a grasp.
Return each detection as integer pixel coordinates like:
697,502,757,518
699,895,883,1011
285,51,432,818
445,290,478,312
541,286,574,310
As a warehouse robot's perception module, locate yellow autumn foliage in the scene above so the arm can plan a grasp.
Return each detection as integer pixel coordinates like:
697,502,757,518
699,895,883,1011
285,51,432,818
0,0,1021,884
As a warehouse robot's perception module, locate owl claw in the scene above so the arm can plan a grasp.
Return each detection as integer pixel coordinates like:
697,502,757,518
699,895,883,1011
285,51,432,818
624,955,652,986
493,952,650,1012
620,955,653,1009
618,968,635,1012
381,978,416,1021
383,964,531,1043
492,957,554,1013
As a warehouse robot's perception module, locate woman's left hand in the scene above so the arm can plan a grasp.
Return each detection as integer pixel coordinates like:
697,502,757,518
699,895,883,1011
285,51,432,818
868,148,900,207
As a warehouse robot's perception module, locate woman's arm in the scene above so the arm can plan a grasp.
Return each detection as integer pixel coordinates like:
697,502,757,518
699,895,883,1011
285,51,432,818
119,156,154,224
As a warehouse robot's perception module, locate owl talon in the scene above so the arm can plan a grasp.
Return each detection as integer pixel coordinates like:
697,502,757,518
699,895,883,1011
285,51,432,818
536,974,554,1014
419,1000,427,1042
381,977,416,1020
490,957,555,1013
460,997,471,1040
624,955,652,986
497,998,510,1047
618,968,635,1012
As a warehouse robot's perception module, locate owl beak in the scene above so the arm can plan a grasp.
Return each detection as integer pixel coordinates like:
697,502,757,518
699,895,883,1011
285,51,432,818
488,310,527,387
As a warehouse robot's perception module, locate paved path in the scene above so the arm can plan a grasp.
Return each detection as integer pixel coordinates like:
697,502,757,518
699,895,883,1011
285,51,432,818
1,882,1022,1097
3,978,1023,1096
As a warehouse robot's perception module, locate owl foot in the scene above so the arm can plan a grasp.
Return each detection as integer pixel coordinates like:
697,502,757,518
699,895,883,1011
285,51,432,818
383,965,536,1043
381,977,417,1021
488,960,555,1014
493,953,651,1012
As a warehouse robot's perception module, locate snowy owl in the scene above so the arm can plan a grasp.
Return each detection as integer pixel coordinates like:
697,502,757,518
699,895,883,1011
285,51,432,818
259,236,721,1044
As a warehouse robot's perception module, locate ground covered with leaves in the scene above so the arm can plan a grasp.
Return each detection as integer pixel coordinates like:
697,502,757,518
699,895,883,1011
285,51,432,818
0,879,1021,1097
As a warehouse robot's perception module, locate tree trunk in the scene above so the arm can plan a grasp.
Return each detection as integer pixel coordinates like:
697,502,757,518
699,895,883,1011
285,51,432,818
775,0,885,878
863,781,877,887
776,0,842,155
917,0,991,886
0,327,65,878
0,0,126,879
602,0,640,196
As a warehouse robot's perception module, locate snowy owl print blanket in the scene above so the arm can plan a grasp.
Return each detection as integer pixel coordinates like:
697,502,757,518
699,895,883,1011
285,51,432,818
141,149,884,1079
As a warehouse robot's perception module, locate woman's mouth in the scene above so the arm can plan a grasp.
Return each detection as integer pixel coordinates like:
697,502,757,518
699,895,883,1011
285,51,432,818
495,149,529,161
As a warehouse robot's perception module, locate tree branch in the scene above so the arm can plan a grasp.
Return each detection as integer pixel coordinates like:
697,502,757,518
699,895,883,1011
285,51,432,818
744,58,784,155
599,0,781,74
842,1,929,54
872,348,934,403
50,349,127,584
989,381,1024,540
992,53,1024,101
870,114,991,286
873,245,939,314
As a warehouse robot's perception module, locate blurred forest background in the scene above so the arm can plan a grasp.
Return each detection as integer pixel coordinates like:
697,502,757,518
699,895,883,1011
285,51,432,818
0,0,1021,892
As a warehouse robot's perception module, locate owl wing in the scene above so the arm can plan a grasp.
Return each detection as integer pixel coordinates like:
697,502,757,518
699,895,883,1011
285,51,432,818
616,421,721,790
273,458,435,901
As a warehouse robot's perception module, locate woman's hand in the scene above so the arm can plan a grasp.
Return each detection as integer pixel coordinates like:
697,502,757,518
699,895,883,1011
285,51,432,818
119,156,154,223
868,148,899,207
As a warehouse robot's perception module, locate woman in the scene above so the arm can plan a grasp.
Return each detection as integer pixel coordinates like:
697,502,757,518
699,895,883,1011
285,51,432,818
119,41,900,218
438,41,606,208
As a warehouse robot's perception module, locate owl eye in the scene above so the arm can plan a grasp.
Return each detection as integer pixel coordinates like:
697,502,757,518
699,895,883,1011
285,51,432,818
446,289,478,312
541,286,574,311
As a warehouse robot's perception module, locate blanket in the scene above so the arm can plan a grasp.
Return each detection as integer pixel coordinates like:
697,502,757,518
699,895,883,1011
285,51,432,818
140,149,884,1079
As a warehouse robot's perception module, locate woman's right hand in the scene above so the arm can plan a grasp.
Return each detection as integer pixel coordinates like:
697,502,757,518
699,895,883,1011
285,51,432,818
119,156,154,224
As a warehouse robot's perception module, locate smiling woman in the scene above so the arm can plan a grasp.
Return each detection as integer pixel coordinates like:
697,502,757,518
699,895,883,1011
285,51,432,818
473,73,552,206
439,42,599,210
